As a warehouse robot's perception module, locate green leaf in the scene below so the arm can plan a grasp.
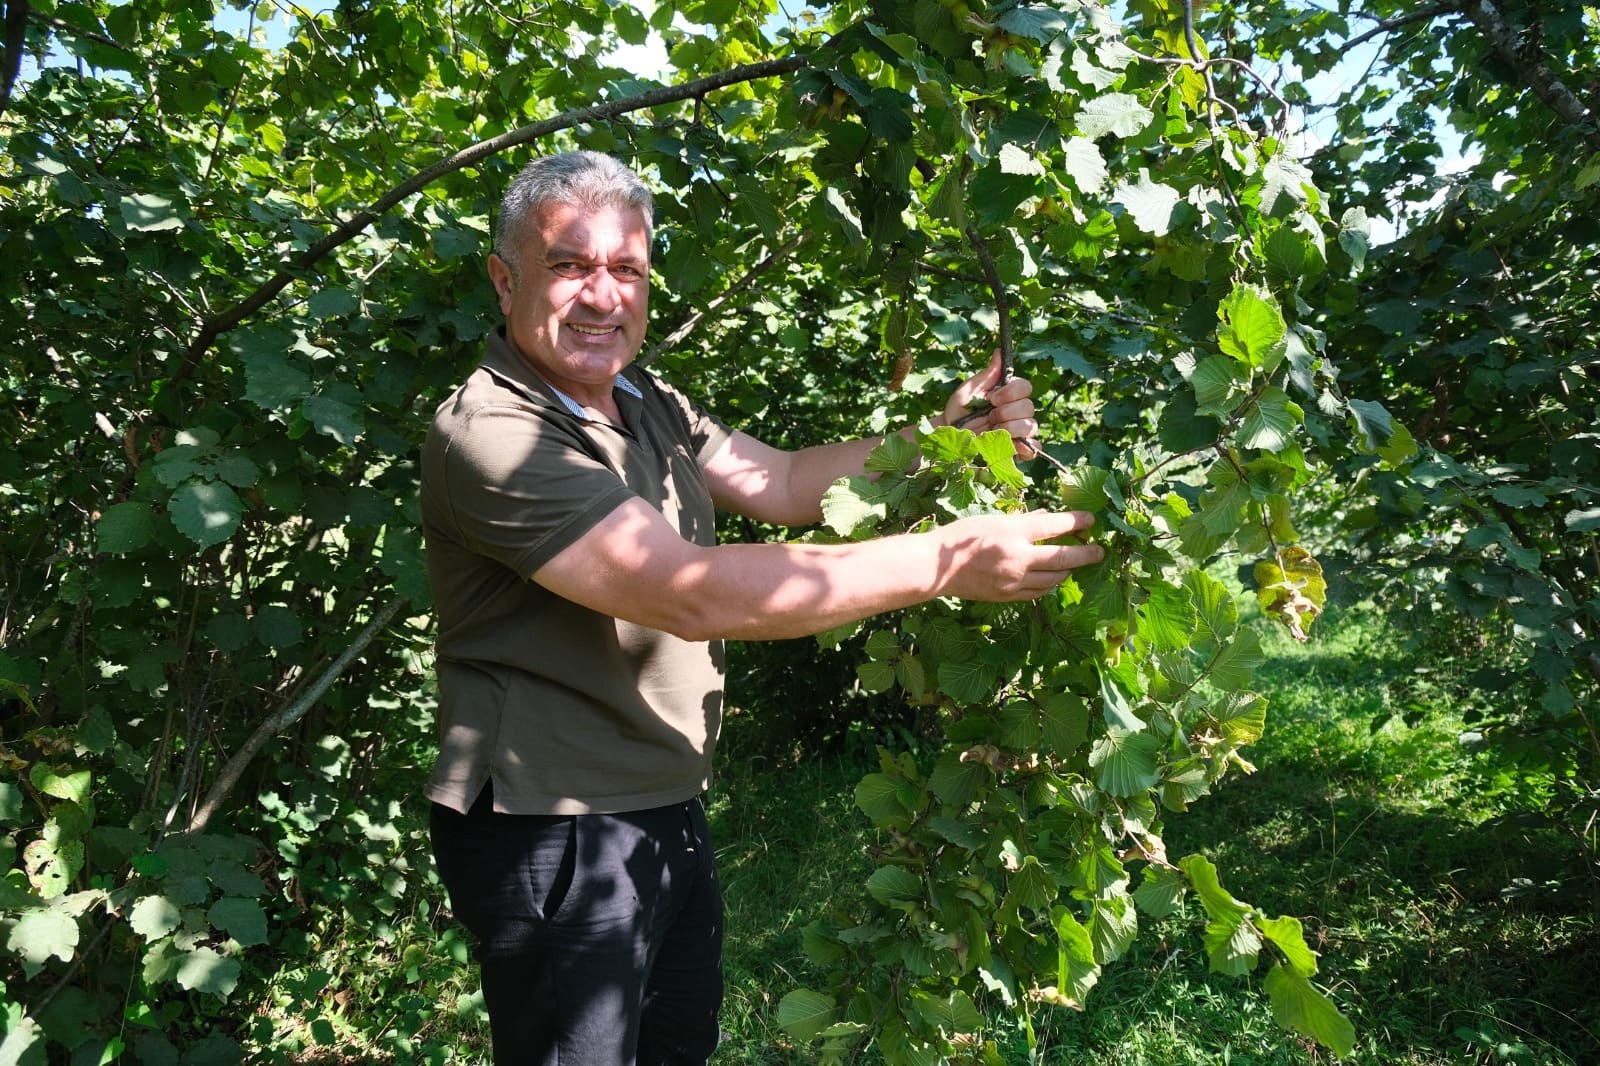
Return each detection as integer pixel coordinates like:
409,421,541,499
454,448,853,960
1208,630,1264,692
6,908,79,972
1099,668,1141,732
1089,894,1138,963
1075,92,1153,139
865,864,922,905
169,481,242,549
1062,137,1108,193
236,327,312,412
928,750,988,807
0,1016,45,1066
0,783,21,825
777,989,839,1044
1007,856,1058,912
1040,692,1089,757
1575,152,1600,190
302,394,364,444
998,142,1044,176
308,288,359,319
857,771,908,819
1565,507,1600,533
1057,466,1111,511
1259,914,1319,977
1113,170,1181,236
433,226,483,259
1218,285,1288,372
864,433,920,475
1214,692,1268,745
822,476,892,537
1238,388,1301,451
974,429,1026,488
1192,355,1246,417
1259,156,1315,216
129,896,181,941
1089,728,1161,796
911,988,984,1034
119,192,186,232
207,897,268,947
996,6,1072,41
1263,964,1357,1057
253,606,304,649
1204,914,1261,975
938,658,998,704
174,946,241,997
856,659,896,693
31,766,90,806
1347,397,1394,450
1133,865,1187,918
1338,206,1371,270
97,502,157,554
1137,580,1198,652
1178,855,1249,922
1157,392,1221,453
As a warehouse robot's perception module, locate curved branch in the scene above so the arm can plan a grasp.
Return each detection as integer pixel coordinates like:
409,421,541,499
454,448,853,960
173,54,810,382
1341,1,1463,54
188,595,406,832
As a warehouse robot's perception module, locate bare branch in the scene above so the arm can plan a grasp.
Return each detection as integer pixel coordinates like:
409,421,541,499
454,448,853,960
188,595,406,832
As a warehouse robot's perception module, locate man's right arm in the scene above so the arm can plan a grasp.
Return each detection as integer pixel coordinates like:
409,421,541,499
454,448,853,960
529,496,1103,642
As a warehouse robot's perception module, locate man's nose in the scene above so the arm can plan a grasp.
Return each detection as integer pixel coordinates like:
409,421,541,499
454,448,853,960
579,268,621,310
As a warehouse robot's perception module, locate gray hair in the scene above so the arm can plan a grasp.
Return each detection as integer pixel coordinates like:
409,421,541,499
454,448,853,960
494,151,654,273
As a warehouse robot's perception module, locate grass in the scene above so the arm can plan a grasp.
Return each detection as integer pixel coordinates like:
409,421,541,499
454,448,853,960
708,605,1600,1064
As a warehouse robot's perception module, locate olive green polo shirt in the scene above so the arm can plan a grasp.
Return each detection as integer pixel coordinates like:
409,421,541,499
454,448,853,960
421,328,731,815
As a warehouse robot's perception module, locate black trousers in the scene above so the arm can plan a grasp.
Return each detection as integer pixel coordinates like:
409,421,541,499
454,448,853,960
430,787,724,1065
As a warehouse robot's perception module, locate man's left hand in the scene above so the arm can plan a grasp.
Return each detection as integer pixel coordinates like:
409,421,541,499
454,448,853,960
941,350,1039,458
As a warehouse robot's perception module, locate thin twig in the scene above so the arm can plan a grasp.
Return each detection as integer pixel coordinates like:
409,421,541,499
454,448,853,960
963,224,1014,382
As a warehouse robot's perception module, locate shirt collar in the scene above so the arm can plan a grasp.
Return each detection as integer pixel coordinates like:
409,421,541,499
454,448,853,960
482,326,643,418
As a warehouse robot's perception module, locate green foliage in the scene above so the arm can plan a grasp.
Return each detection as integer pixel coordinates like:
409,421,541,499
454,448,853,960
0,0,1594,1060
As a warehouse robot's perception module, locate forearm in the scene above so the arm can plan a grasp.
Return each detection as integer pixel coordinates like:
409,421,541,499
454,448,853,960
778,422,930,526
665,531,950,641
531,499,1098,644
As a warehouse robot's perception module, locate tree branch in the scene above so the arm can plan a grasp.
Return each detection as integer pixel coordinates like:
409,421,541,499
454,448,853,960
640,230,808,364
188,595,406,832
172,54,810,382
963,224,1014,382
1461,0,1600,152
1341,1,1462,55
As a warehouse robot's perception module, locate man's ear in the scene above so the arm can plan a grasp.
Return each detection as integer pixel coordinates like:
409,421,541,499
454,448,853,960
487,253,515,312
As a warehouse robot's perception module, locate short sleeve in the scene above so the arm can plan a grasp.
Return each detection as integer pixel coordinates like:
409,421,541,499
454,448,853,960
426,400,634,579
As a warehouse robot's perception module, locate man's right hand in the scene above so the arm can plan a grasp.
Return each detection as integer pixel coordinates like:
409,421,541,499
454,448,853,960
934,510,1104,602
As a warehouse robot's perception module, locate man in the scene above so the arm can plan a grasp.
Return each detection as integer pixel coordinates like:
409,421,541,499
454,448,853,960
421,151,1103,1064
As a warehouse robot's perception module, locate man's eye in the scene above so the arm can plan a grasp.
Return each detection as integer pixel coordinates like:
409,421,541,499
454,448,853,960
611,265,643,280
550,262,587,279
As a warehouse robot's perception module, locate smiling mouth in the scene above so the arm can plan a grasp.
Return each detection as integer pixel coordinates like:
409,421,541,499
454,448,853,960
568,323,618,337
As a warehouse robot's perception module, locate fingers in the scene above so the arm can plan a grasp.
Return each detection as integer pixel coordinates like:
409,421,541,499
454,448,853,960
1023,509,1097,541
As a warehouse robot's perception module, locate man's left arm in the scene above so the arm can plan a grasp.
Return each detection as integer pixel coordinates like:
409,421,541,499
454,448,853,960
704,352,1039,527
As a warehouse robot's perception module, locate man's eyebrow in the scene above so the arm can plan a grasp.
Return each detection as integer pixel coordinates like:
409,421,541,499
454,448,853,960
543,245,646,264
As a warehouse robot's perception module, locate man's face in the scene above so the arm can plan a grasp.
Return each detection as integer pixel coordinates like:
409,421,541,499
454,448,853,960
488,200,650,399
